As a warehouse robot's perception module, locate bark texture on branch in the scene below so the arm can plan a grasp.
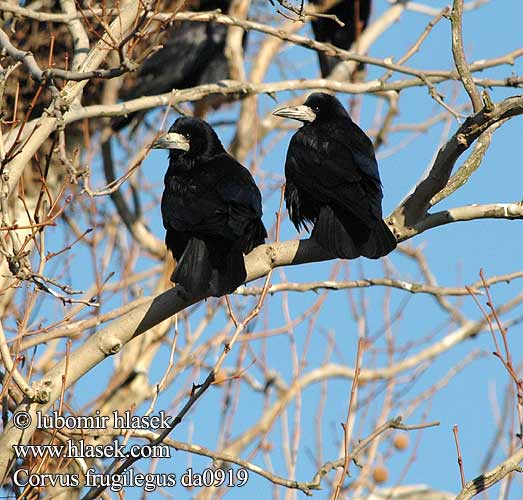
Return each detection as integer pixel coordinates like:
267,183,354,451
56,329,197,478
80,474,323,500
389,95,523,237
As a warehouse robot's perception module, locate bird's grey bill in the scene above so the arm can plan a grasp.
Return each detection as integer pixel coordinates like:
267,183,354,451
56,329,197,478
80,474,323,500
152,132,190,151
272,105,316,123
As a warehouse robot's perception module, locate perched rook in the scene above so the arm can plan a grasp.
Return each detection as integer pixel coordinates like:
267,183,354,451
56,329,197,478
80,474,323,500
309,0,372,77
153,117,267,297
273,92,396,259
114,0,245,129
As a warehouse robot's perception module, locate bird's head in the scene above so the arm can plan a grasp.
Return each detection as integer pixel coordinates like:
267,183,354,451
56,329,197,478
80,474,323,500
152,117,225,160
272,92,349,124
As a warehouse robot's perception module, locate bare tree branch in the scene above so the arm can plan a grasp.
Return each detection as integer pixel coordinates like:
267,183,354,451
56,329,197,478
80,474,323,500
450,0,482,111
389,95,523,236
455,448,523,500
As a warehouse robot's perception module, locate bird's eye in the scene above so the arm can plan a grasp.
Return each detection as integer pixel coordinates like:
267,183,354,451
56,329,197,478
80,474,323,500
185,133,190,139
314,106,320,113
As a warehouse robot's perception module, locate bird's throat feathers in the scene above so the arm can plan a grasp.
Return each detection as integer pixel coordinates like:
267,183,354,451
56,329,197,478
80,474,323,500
167,149,192,171
167,144,224,174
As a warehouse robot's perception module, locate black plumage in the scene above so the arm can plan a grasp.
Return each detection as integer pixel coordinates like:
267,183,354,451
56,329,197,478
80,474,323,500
153,117,267,297
310,0,371,77
114,0,242,129
126,22,230,99
273,92,396,259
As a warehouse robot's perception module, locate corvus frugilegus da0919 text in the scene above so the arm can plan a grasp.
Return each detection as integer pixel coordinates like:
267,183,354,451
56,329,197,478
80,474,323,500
273,92,396,259
153,117,267,297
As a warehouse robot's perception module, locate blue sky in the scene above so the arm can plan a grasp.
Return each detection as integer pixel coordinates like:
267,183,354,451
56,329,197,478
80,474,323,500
108,1,523,498
136,0,522,494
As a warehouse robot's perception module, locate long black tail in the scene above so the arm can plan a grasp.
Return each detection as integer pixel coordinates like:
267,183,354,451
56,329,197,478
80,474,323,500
171,238,213,297
311,206,396,260
311,206,360,259
358,218,397,259
171,238,247,297
210,245,247,297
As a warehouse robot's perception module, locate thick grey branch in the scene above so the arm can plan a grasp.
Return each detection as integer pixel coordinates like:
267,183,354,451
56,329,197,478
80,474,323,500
430,121,504,206
59,0,90,70
389,95,523,237
455,448,523,500
0,238,327,478
399,201,523,241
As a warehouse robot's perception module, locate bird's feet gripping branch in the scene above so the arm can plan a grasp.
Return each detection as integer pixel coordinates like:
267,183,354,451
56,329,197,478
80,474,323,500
273,93,397,260
153,117,267,298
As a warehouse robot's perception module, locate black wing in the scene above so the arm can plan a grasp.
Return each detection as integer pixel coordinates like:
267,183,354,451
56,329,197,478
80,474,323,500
125,22,228,100
162,154,264,242
213,155,266,247
286,119,383,227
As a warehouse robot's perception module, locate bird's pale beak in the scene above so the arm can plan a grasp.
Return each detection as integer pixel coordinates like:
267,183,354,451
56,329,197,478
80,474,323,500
152,132,190,151
272,105,316,123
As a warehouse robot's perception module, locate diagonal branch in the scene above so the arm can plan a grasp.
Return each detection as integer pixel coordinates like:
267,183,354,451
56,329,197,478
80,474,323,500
430,120,505,206
0,238,327,479
388,95,523,237
455,448,523,500
399,201,523,241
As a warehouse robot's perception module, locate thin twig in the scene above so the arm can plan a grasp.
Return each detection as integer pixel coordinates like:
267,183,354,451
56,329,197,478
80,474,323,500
332,337,364,500
453,424,466,488
450,0,482,111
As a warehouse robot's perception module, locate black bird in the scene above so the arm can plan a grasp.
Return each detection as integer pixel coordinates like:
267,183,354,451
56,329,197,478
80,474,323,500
114,0,242,129
309,0,372,77
153,117,267,297
273,92,396,259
